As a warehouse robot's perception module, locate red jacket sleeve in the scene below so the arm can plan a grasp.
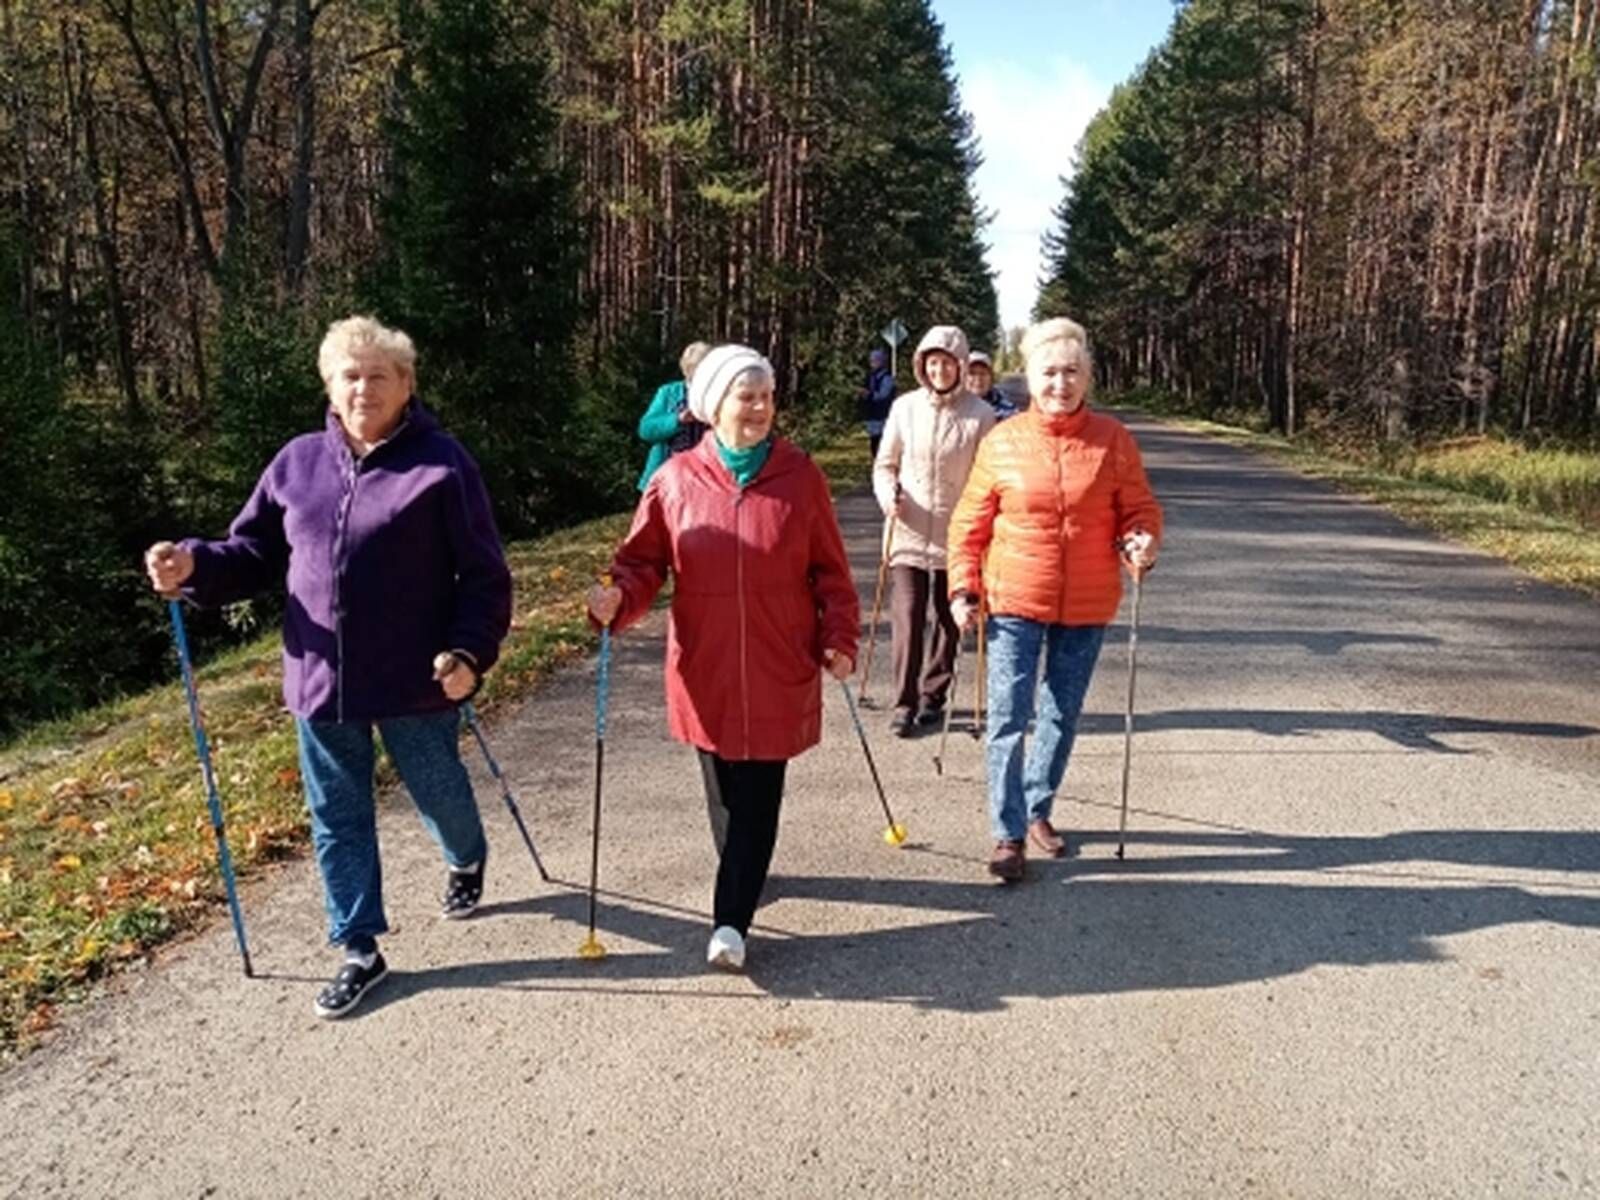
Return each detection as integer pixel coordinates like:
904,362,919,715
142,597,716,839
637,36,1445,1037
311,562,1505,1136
1112,426,1163,546
807,466,861,661
604,483,673,633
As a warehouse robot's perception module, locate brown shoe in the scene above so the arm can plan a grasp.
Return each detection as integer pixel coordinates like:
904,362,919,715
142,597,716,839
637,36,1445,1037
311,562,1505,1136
988,839,1025,882
1027,819,1066,858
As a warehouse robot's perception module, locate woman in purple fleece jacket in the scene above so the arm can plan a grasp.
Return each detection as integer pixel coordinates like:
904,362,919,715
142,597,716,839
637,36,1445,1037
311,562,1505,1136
144,315,512,1019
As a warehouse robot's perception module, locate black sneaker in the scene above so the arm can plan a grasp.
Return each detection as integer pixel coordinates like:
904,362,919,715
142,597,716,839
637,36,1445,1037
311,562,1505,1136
313,953,389,1019
441,861,484,919
916,699,945,727
890,710,914,738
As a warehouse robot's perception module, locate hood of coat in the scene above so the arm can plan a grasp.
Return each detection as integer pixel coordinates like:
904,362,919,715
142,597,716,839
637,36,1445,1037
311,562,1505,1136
912,325,970,396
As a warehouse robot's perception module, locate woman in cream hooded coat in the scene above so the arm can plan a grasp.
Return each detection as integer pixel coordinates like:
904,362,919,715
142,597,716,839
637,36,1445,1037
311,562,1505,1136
871,325,996,736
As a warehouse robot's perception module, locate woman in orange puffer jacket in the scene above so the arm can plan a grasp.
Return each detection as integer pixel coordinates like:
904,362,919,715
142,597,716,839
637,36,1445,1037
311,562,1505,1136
946,317,1162,882
588,344,860,970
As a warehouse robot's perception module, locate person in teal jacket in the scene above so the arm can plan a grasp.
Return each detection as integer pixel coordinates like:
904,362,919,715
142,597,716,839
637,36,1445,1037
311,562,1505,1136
637,340,712,489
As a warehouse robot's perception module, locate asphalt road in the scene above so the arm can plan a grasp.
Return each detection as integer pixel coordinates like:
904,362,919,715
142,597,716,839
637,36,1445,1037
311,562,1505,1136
4,411,1598,1198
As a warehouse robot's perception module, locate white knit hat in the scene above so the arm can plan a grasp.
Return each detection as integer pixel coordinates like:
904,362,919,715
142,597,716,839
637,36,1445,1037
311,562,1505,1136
686,343,773,426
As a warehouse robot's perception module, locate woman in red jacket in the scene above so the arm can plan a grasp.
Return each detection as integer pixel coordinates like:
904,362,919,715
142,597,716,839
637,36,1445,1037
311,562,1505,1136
947,317,1162,882
588,344,860,971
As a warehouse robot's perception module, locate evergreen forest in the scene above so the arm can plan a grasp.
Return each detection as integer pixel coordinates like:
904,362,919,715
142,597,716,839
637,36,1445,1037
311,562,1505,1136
0,0,996,732
1039,0,1600,445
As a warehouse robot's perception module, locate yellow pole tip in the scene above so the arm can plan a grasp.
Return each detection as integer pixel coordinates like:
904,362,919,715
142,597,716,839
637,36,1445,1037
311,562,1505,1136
884,823,908,846
577,939,607,960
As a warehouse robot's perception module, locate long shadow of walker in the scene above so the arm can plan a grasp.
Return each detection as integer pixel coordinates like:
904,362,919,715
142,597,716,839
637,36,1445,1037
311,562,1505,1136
357,827,1600,1016
1074,708,1597,753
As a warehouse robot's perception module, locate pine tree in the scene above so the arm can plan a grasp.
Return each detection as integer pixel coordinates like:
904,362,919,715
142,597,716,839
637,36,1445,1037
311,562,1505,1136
374,0,584,532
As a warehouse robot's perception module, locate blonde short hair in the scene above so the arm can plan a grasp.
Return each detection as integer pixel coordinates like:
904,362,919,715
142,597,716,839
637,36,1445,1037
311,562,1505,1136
1020,317,1091,368
318,316,417,385
680,341,713,380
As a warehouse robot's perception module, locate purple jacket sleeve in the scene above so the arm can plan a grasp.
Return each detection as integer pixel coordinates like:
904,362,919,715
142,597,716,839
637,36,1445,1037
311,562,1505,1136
443,447,513,671
181,465,289,608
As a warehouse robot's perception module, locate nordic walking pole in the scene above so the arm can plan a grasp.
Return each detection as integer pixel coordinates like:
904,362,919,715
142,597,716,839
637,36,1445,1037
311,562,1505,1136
578,581,614,961
836,678,907,846
1115,568,1144,860
857,500,897,707
461,702,549,882
932,636,962,777
166,600,253,977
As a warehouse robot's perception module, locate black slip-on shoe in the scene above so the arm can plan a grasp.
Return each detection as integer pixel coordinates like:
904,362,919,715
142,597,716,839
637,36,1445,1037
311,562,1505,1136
441,860,485,919
313,953,389,1019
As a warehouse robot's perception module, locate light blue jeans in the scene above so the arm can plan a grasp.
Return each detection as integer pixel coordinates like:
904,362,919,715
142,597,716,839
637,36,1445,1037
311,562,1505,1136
985,616,1106,842
296,709,487,948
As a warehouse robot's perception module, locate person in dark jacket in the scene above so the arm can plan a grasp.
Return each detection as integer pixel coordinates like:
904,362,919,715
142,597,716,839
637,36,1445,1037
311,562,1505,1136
636,341,712,490
858,347,897,460
967,351,1020,420
144,315,512,1018
587,344,860,972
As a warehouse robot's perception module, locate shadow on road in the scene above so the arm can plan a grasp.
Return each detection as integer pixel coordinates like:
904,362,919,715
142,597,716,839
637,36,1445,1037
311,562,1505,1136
349,821,1600,1017
862,702,1597,754
1073,708,1598,752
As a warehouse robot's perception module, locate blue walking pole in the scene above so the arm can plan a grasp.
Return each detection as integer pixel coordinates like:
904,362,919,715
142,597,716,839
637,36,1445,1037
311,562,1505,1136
577,610,612,961
461,701,549,882
166,600,253,977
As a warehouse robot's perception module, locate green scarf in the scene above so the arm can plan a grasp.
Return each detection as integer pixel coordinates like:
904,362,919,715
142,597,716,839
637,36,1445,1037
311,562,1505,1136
716,435,773,488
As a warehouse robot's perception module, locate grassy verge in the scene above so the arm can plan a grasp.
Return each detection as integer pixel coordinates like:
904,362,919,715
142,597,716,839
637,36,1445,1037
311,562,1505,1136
1116,390,1600,599
0,430,871,1057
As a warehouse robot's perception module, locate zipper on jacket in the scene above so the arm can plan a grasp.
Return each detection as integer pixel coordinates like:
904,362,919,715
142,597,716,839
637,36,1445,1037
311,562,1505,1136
333,455,361,723
734,490,750,758
1055,431,1070,624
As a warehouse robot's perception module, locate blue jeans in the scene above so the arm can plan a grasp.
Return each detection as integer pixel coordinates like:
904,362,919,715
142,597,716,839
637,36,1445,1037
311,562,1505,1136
985,617,1106,842
296,709,487,948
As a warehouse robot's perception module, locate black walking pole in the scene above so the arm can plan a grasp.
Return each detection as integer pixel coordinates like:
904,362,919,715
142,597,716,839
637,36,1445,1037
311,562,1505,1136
578,608,612,960
461,702,549,882
167,600,254,976
1115,570,1143,860
932,638,962,777
837,678,908,846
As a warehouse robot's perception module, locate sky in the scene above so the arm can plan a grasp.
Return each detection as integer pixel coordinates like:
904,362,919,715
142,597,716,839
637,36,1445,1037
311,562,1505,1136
930,0,1181,332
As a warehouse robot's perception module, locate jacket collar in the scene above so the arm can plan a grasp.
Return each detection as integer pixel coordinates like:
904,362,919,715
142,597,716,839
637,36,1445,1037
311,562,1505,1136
691,429,800,485
324,396,437,461
920,385,973,410
1032,402,1092,438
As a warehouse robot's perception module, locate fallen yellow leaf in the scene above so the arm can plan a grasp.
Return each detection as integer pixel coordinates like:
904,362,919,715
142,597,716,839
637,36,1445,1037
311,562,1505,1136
0,790,12,811
54,854,82,871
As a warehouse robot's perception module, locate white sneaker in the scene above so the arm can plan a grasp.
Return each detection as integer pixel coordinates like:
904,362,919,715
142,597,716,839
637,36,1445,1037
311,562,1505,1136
706,925,746,971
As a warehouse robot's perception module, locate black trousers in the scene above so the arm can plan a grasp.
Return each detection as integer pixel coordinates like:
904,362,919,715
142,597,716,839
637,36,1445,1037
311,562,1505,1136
890,565,957,716
697,751,787,935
